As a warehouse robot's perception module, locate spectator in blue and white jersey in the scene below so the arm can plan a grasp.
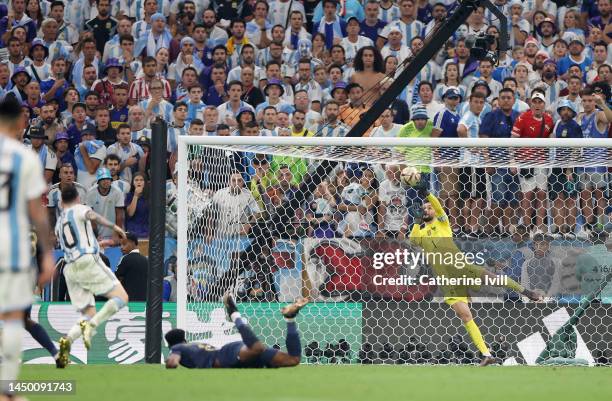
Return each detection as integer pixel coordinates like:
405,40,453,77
501,77,529,113
458,80,493,118
217,81,255,127
378,0,424,48
107,124,144,184
167,103,189,154
75,126,107,190
315,100,350,137
313,0,348,50
378,0,401,24
312,0,365,25
104,154,131,196
140,78,174,125
255,79,293,117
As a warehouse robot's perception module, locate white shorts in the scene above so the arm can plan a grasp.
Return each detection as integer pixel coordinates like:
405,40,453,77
519,168,549,193
64,254,118,310
0,270,35,313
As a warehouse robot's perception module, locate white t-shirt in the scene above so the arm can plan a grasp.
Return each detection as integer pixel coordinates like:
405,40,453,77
370,123,402,138
211,187,261,237
378,179,407,232
85,186,125,239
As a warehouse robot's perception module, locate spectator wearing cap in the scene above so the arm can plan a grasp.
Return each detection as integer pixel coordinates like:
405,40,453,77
330,81,348,106
75,125,107,189
536,17,557,54
48,1,78,45
85,0,117,54
7,66,31,103
107,124,144,184
523,36,540,66
380,25,410,61
47,163,87,229
479,87,521,235
86,167,125,241
52,131,77,180
27,126,57,183
558,37,592,78
40,57,70,110
116,232,149,301
66,103,88,150
91,59,127,108
511,90,554,236
341,17,374,66
27,39,51,82
432,86,462,230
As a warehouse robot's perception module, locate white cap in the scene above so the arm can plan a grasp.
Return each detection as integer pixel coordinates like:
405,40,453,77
531,92,546,102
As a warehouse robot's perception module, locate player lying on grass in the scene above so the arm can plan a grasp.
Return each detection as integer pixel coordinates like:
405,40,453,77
409,185,543,366
165,294,308,369
56,183,129,367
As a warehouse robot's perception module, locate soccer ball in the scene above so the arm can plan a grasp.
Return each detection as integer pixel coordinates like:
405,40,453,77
401,166,421,187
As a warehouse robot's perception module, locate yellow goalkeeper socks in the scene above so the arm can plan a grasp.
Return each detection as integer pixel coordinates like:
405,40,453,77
464,319,491,357
505,277,524,293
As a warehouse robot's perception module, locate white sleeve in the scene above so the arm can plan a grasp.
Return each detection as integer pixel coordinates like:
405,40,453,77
24,150,47,201
45,150,58,171
92,146,107,161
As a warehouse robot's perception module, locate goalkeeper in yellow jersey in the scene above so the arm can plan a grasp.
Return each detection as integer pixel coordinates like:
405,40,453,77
409,186,543,366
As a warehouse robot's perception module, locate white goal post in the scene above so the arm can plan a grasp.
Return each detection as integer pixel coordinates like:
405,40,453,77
175,136,611,365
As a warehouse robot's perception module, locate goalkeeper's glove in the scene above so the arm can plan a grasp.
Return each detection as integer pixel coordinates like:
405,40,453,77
412,181,429,199
409,204,424,225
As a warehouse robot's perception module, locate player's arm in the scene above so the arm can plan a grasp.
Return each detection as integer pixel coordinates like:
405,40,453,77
85,210,127,239
28,199,55,286
165,352,181,369
79,144,102,174
595,95,612,124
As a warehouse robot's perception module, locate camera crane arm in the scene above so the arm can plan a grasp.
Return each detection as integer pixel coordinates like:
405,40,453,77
346,0,508,138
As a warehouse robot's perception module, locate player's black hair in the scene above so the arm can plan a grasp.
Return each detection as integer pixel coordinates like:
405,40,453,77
0,96,22,124
61,184,80,203
165,329,186,348
125,232,139,245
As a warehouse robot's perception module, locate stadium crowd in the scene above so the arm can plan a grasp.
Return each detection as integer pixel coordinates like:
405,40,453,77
2,0,611,300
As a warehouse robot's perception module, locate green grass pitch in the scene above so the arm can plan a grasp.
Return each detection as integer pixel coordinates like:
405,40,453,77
20,364,612,401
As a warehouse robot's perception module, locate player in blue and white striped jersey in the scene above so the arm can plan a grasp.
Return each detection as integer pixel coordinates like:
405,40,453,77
55,184,129,368
0,97,54,399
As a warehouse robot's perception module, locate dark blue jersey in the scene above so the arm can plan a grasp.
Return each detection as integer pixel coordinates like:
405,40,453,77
170,343,219,368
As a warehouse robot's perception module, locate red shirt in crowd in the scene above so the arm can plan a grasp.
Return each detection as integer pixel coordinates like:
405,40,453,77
511,110,554,162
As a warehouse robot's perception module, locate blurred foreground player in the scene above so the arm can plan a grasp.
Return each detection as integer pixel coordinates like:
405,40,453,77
0,97,55,401
165,294,308,369
56,184,128,367
409,185,543,366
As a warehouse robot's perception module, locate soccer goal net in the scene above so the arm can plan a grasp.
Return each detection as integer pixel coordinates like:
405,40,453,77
175,136,612,366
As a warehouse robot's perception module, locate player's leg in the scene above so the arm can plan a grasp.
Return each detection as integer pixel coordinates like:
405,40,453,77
267,298,310,367
474,265,543,301
24,307,62,367
80,256,129,349
0,270,34,399
223,292,266,361
447,298,494,366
